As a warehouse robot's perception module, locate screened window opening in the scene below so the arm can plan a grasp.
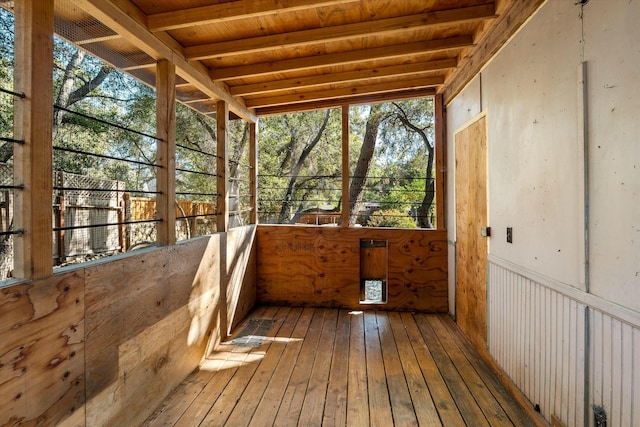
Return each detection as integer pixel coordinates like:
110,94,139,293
175,105,218,241
348,98,436,229
51,39,161,267
257,108,342,225
228,120,252,228
0,7,18,281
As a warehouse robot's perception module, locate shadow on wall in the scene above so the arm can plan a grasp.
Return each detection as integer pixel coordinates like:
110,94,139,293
0,226,258,427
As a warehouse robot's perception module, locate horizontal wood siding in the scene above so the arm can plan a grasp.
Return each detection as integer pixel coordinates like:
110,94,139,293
488,261,587,426
0,226,257,426
256,226,448,312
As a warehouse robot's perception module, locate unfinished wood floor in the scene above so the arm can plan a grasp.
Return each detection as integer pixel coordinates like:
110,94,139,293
144,306,538,426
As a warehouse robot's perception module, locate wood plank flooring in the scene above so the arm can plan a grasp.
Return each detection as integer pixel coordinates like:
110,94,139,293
143,307,540,426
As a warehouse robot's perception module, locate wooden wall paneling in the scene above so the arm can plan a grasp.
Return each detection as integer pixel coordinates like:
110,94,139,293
360,240,387,280
84,237,221,426
225,225,258,333
217,101,229,232
386,229,448,312
156,59,176,245
12,0,54,278
0,272,85,426
187,234,225,354
256,226,447,312
107,306,203,426
454,114,488,349
257,226,361,307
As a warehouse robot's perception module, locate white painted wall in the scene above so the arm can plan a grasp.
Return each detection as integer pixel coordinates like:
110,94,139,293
446,0,640,425
584,0,640,312
447,0,640,312
482,0,584,290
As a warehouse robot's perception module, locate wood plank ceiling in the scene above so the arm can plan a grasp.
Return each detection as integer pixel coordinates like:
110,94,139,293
46,0,543,120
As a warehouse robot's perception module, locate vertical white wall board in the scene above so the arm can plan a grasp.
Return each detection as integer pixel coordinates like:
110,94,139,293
445,1,640,424
480,0,584,288
446,75,481,315
583,1,640,312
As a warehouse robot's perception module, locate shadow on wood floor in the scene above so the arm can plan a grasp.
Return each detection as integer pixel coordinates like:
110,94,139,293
143,306,541,426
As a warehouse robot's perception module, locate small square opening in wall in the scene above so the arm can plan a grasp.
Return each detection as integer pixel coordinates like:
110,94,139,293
360,279,387,304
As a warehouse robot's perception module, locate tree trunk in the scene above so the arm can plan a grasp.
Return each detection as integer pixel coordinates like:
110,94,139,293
53,49,112,141
229,123,248,227
277,109,331,223
348,103,383,225
393,103,435,228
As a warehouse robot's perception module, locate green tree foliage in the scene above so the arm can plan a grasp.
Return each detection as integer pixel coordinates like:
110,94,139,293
349,103,385,225
0,7,14,144
385,98,436,227
0,6,436,232
256,100,435,228
50,41,159,193
348,98,435,227
228,119,250,226
366,209,417,229
175,104,217,203
258,108,342,224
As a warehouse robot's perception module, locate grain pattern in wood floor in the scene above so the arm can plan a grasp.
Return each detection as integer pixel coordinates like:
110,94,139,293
143,306,540,426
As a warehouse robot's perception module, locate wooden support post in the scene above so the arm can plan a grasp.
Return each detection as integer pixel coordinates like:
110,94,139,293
156,59,176,245
1,191,8,232
249,121,258,224
341,104,350,227
217,100,229,232
434,94,446,230
117,203,125,252
123,192,131,250
13,0,54,278
189,202,197,238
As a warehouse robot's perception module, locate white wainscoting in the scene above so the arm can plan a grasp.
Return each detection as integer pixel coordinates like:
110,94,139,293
488,257,640,427
589,308,640,427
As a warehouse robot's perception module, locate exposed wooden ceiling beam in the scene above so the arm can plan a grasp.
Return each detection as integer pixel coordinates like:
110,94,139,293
74,0,257,123
256,88,437,116
245,76,444,108
210,35,473,81
230,59,457,96
147,0,360,32
120,62,155,71
185,4,495,60
444,0,546,104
